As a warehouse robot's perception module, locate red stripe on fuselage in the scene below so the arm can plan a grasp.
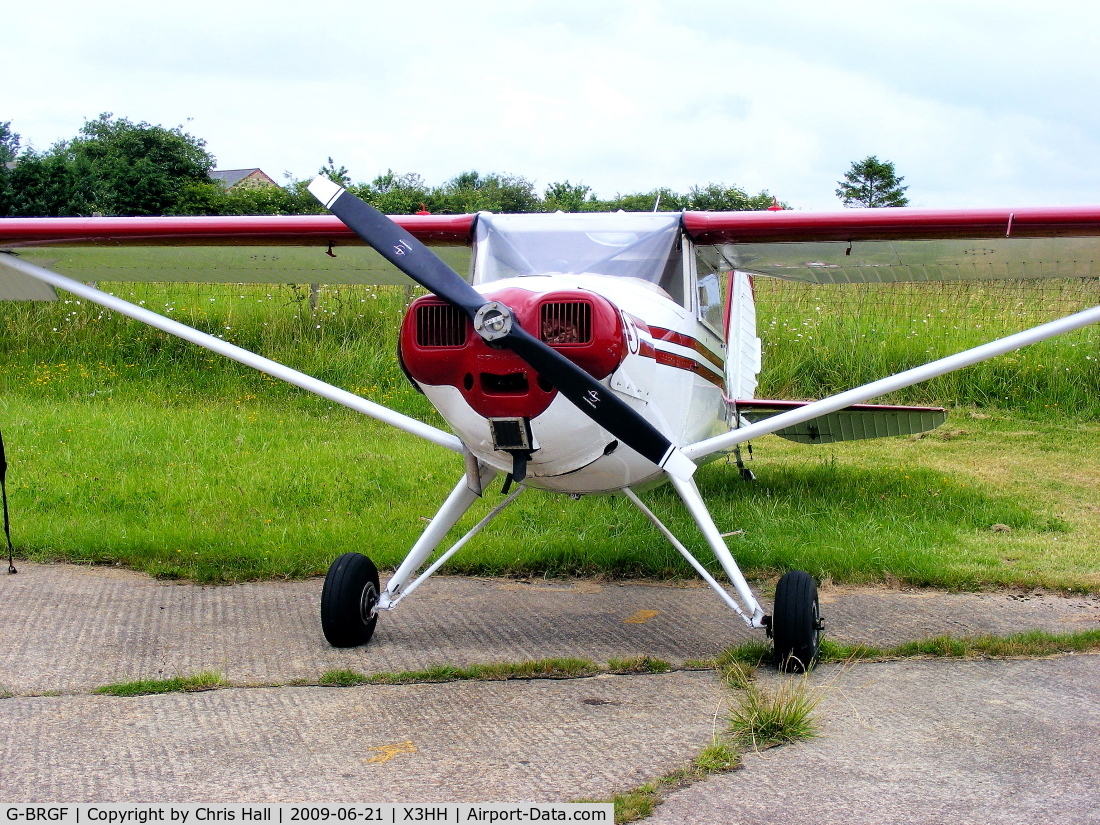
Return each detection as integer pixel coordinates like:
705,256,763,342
653,350,725,389
648,327,724,369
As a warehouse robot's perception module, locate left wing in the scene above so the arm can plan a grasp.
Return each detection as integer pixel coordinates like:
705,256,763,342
685,205,1100,283
682,205,1100,461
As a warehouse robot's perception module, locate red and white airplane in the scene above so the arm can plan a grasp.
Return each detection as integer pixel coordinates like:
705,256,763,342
3,180,1100,671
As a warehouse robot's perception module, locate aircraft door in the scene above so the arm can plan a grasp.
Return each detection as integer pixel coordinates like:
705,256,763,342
724,271,761,400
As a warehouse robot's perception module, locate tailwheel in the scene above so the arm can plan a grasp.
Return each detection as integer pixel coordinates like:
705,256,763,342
770,570,822,673
321,552,381,648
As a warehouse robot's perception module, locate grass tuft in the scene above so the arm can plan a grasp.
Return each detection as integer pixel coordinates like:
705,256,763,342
610,784,659,823
716,640,773,668
606,655,671,674
728,677,822,751
96,670,226,696
692,740,742,773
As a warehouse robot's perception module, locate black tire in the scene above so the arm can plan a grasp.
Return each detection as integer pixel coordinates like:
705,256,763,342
772,570,821,673
320,552,380,648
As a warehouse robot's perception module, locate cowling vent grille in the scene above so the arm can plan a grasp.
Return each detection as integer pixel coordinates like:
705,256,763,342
416,303,467,347
540,302,592,345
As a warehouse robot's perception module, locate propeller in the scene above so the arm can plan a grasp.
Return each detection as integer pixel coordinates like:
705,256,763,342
308,177,695,481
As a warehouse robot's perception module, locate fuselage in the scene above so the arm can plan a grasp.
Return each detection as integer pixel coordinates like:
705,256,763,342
398,212,758,494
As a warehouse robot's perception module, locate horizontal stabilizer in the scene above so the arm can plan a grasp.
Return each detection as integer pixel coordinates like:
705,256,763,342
0,262,58,300
734,399,947,444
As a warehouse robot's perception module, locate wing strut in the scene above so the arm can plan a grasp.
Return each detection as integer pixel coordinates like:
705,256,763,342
685,303,1100,462
0,255,464,454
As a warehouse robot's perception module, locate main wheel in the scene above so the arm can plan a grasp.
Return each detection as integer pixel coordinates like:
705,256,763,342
771,570,821,673
320,552,381,648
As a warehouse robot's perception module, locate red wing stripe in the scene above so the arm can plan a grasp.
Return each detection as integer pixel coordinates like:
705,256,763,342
0,214,478,248
682,206,1100,244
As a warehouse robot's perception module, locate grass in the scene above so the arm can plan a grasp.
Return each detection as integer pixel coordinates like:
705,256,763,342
715,628,1100,668
609,739,744,823
1,280,1098,590
318,657,601,686
95,670,227,696
755,278,1100,418
727,677,822,750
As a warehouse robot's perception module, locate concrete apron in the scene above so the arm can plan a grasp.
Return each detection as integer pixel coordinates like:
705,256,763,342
2,562,1100,808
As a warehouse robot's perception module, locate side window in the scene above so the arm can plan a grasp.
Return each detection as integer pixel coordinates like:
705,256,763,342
697,272,727,334
658,234,685,306
694,244,729,337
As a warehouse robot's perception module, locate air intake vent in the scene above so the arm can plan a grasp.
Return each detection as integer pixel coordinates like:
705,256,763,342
540,302,592,345
416,303,467,347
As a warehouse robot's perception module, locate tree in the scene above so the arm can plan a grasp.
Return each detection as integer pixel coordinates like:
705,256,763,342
544,180,592,212
0,121,20,164
352,170,430,215
3,113,216,216
317,157,350,187
836,156,908,208
687,183,779,211
431,171,539,214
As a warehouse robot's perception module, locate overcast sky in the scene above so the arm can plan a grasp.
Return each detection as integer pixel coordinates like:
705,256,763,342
6,0,1098,211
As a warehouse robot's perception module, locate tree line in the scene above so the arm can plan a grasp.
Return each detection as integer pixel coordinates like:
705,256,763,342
0,114,782,218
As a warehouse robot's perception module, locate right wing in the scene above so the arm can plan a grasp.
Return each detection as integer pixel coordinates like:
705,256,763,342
0,214,476,298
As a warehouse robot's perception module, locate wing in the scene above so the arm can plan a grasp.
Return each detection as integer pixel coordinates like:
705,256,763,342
681,205,1100,461
0,214,476,296
0,214,478,450
684,205,1100,283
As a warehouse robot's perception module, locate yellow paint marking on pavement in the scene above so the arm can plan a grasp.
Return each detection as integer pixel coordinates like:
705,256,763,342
623,609,660,624
365,741,417,765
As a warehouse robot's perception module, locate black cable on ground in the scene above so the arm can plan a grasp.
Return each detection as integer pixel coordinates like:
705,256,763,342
0,427,16,574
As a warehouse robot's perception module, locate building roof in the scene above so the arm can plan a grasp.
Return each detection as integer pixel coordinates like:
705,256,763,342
209,168,277,189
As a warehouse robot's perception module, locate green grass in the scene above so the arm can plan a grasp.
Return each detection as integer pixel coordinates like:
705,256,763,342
756,278,1100,418
817,628,1100,662
727,677,822,751
2,281,1098,590
319,657,599,686
715,628,1100,668
95,670,227,696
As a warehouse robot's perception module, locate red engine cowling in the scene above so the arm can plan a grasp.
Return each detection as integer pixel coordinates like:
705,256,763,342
399,287,626,419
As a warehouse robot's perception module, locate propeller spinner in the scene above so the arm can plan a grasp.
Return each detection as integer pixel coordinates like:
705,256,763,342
308,177,695,481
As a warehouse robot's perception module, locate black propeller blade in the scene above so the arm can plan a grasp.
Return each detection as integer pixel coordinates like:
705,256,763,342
308,177,695,480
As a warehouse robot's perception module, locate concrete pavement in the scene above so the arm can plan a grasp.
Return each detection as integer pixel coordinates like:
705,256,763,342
2,562,1099,818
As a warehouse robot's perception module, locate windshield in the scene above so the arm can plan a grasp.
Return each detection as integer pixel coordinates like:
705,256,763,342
473,213,685,305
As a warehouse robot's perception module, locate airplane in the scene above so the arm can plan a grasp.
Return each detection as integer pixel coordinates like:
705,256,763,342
2,181,1100,672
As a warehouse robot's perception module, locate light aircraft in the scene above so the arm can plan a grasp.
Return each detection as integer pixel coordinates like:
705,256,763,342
3,182,1100,671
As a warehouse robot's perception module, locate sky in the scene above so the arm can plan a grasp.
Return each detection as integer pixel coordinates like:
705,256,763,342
5,0,1099,211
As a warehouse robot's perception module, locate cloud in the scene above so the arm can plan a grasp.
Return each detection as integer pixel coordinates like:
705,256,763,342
5,0,1098,209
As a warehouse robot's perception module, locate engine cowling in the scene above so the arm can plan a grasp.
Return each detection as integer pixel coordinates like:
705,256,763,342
399,287,626,419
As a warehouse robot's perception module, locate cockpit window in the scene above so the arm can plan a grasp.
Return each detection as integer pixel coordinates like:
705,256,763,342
474,213,686,306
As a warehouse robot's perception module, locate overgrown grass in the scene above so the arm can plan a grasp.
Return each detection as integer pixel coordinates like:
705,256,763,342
95,670,227,696
727,677,822,750
756,278,1100,418
2,281,1098,589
